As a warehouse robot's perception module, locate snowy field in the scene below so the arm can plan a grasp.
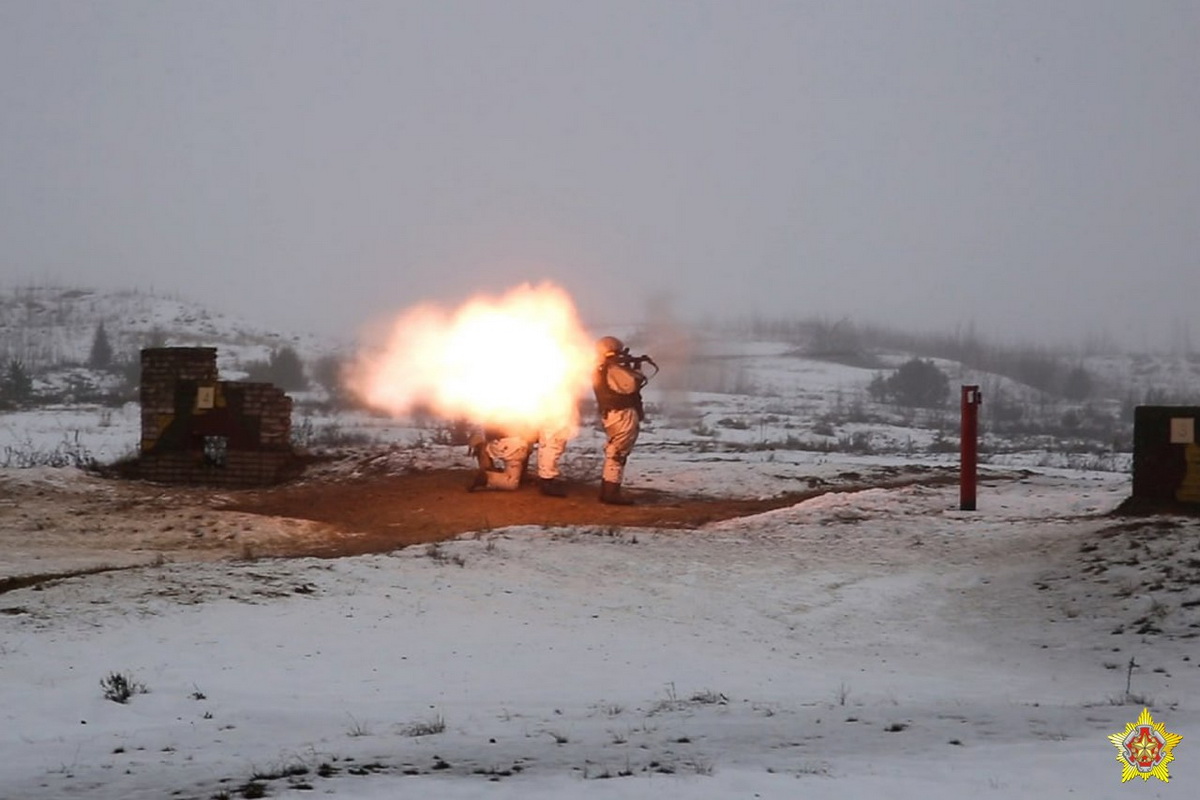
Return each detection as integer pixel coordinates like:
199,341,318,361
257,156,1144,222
1,338,1196,799
2,450,1197,799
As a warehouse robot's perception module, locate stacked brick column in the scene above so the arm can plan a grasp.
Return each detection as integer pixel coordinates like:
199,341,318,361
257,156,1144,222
140,347,218,454
137,347,299,486
222,381,293,449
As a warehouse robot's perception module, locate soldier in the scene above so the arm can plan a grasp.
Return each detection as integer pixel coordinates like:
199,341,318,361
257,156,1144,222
467,424,530,492
467,424,569,497
591,336,654,505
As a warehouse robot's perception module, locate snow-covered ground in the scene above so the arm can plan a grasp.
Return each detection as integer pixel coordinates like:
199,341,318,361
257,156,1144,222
2,454,1196,799
1,322,1195,798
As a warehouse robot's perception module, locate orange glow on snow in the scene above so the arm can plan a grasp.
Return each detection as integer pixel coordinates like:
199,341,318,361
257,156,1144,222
349,283,595,435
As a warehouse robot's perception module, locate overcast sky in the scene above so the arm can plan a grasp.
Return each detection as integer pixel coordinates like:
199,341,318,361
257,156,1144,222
1,1,1197,348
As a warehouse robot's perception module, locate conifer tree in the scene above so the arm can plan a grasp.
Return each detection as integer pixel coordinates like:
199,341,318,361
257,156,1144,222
268,346,307,391
0,358,34,407
89,322,114,369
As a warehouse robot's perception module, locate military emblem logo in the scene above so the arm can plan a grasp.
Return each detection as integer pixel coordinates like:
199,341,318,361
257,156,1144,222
1108,707,1183,783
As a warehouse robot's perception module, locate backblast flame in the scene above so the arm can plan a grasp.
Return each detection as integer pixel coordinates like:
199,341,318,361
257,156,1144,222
348,282,595,436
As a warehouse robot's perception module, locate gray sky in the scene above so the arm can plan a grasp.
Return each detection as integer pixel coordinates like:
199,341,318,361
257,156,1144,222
2,1,1197,348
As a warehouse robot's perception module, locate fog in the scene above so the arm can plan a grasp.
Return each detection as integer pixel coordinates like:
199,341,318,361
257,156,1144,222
1,1,1197,349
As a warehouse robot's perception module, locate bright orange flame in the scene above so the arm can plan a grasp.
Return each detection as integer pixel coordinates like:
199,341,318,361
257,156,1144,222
349,282,595,435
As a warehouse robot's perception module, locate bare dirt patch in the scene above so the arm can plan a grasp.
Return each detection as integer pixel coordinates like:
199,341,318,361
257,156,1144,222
215,457,963,557
220,469,839,556
1,460,959,586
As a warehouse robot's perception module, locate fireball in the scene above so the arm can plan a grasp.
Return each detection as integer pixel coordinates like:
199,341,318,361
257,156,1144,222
349,282,595,436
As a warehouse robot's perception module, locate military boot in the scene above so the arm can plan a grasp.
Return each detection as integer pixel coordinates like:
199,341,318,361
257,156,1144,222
599,480,633,505
466,470,489,492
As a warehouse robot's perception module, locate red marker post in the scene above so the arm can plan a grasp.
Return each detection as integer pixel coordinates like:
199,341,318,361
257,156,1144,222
960,385,982,510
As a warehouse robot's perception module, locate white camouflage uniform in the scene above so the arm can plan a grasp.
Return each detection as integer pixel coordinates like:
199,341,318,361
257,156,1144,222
480,434,532,490
601,408,639,484
477,425,570,490
535,427,570,481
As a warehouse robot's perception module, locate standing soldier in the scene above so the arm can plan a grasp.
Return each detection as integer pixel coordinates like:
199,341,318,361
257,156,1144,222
592,336,655,505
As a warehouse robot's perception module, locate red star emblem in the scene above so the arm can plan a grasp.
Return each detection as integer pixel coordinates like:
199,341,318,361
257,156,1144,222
1124,726,1164,768
1109,707,1183,782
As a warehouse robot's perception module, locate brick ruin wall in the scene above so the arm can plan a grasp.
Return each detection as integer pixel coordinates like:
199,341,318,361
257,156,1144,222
138,347,298,486
1132,406,1200,507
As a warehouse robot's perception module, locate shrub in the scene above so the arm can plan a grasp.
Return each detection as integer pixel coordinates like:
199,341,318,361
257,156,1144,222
401,714,446,736
245,346,307,391
872,358,949,408
100,672,148,704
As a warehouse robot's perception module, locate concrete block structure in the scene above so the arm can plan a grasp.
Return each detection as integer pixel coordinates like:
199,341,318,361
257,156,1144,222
137,347,299,486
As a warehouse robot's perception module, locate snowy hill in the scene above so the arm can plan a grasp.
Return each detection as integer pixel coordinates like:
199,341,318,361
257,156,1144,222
0,284,337,376
0,285,349,464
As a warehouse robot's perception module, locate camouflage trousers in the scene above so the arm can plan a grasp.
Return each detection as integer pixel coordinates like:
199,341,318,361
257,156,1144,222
601,408,640,485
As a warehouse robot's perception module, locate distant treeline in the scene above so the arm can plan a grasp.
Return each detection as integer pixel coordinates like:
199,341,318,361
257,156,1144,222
720,315,1198,404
